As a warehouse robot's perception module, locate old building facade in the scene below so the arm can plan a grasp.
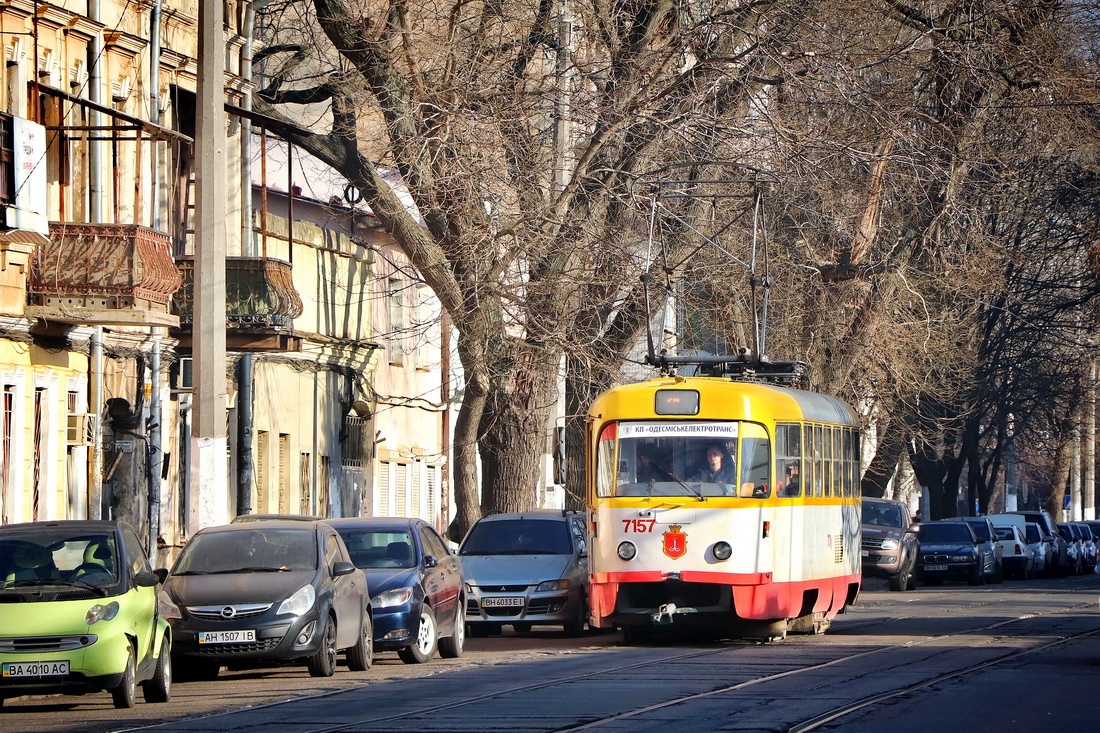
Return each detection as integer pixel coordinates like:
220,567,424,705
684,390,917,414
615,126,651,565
0,0,450,561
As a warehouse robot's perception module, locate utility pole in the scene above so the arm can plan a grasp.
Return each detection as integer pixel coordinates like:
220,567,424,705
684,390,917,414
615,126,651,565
1086,358,1096,520
189,0,229,534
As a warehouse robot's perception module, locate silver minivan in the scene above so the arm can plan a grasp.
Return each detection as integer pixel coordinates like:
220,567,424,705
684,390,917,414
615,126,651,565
460,510,589,636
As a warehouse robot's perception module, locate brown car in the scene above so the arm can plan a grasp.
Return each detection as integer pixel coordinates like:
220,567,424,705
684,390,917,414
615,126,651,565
861,498,919,591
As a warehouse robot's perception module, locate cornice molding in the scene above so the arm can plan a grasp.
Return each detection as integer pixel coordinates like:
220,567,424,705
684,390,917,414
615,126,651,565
104,30,148,57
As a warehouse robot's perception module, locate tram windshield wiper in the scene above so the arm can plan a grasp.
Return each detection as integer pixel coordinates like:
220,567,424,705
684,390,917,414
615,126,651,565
651,468,705,502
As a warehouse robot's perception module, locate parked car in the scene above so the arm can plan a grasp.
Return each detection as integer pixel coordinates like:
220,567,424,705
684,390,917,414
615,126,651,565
163,520,371,679
1071,522,1097,572
915,521,984,586
1024,522,1055,578
993,524,1035,579
860,498,919,591
943,516,1003,583
1056,523,1084,575
1010,511,1068,576
0,520,172,709
326,517,465,664
232,513,320,523
460,510,590,635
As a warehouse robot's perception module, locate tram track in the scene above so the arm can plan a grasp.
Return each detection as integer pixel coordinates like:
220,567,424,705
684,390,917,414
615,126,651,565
119,581,1100,733
555,594,1100,732
788,624,1100,732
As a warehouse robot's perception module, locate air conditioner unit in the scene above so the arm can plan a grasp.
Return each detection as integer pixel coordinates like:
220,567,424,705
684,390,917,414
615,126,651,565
179,356,193,389
67,414,95,445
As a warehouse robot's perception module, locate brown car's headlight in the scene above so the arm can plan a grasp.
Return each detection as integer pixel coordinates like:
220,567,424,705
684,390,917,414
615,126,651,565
880,538,900,551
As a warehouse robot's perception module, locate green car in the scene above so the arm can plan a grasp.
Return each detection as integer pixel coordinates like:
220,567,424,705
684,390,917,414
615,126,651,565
0,520,173,709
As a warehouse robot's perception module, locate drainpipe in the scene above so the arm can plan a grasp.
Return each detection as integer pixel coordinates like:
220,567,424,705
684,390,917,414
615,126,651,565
150,0,162,230
90,327,104,519
148,338,162,556
89,0,103,222
146,1,164,556
234,0,274,515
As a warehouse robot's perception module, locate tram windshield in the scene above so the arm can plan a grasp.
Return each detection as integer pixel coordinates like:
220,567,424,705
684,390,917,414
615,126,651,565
597,421,771,499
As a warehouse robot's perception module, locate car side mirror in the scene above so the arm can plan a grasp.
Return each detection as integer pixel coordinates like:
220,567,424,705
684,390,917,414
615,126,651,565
423,555,438,569
906,523,920,533
332,561,356,577
153,567,169,584
134,570,162,587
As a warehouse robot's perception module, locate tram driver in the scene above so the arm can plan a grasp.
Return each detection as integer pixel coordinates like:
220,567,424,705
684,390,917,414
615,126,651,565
693,442,737,488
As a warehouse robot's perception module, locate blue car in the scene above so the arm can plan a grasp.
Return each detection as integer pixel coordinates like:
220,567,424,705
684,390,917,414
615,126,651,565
325,517,464,664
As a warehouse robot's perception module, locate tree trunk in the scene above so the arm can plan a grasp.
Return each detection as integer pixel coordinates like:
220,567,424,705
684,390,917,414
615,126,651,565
860,414,906,498
1047,432,1074,523
478,348,560,515
563,356,620,512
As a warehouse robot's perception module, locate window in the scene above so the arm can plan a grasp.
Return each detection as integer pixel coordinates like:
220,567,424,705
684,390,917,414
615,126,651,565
324,533,343,568
738,423,771,498
421,526,449,560
775,423,802,497
122,528,151,576
387,277,404,366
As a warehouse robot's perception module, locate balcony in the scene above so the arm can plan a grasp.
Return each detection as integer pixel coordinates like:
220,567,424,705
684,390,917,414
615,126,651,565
27,222,182,326
172,256,304,352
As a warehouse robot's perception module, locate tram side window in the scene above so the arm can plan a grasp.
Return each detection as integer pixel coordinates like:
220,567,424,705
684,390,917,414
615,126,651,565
738,423,771,498
597,423,618,497
812,424,824,497
823,426,834,497
775,423,802,497
843,429,855,498
802,424,815,498
832,428,843,498
849,428,861,497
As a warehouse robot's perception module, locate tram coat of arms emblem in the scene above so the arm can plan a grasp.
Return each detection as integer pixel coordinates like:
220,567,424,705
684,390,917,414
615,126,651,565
662,524,688,559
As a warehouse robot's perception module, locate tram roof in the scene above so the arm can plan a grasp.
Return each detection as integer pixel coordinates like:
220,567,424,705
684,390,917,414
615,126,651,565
590,376,859,426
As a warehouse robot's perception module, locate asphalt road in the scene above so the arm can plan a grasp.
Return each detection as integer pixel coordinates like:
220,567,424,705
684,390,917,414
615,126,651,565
3,575,1099,732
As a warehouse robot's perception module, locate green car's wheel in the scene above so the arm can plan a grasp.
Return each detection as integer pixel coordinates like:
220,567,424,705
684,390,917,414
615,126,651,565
112,647,137,709
142,637,172,703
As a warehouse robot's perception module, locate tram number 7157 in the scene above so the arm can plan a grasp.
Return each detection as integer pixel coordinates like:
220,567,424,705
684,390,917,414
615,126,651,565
622,518,656,533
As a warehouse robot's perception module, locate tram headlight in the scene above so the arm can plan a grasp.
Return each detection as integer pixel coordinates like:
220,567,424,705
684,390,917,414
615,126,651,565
879,538,900,551
617,541,637,561
712,541,733,561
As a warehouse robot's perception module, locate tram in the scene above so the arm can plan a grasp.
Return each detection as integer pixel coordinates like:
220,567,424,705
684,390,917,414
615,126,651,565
585,365,861,640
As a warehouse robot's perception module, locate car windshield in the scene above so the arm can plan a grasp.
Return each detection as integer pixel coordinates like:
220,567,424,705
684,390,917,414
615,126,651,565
336,529,416,569
919,523,973,543
1025,525,1041,543
0,529,119,591
173,528,317,574
966,521,991,542
863,502,904,528
460,519,572,555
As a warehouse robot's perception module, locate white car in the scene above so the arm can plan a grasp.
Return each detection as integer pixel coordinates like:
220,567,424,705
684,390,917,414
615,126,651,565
994,525,1035,580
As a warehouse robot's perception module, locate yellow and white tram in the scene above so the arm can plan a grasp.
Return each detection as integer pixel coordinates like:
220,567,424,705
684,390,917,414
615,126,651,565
585,374,861,640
